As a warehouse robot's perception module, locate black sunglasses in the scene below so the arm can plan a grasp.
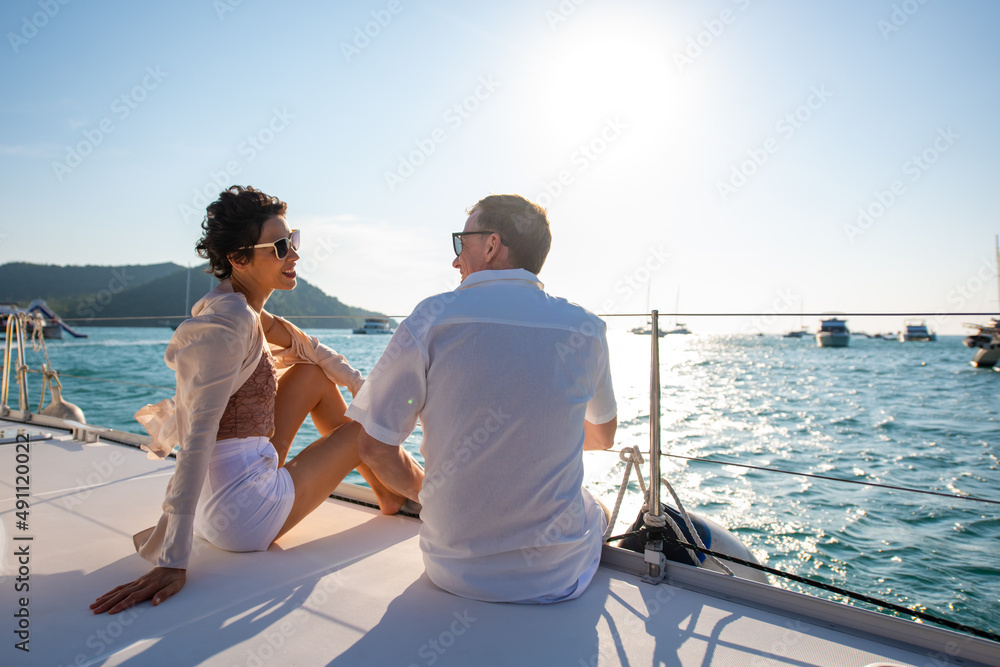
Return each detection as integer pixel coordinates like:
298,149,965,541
243,229,301,259
452,230,508,256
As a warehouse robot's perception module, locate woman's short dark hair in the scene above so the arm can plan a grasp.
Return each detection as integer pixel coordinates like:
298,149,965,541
468,194,551,274
196,186,287,279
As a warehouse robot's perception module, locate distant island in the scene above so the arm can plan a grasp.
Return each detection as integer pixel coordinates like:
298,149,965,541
0,262,384,329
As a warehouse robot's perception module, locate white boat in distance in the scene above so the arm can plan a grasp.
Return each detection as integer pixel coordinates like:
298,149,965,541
0,299,88,339
899,320,937,342
2,313,998,666
352,316,394,334
629,321,664,337
964,235,1000,367
816,317,850,347
964,318,1000,368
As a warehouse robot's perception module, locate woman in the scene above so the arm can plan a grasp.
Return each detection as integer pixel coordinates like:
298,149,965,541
92,186,405,614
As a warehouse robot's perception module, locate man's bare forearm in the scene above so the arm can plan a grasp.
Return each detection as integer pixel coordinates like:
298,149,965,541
583,417,617,451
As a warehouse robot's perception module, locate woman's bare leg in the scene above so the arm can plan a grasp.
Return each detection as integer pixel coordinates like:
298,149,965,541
272,364,406,516
275,422,405,541
272,364,351,465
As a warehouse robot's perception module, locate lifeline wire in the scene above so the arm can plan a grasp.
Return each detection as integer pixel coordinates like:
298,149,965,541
600,448,999,506
652,450,1000,506
24,368,174,391
606,528,1000,644
54,311,1000,321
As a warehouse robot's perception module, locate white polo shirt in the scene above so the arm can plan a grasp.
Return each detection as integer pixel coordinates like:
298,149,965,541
347,269,616,602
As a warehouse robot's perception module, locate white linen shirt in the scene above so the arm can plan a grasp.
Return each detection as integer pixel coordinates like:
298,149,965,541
347,269,616,602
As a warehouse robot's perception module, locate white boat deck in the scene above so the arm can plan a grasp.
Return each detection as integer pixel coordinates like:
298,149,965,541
1,417,997,666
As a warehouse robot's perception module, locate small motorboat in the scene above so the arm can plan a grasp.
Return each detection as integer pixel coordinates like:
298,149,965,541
816,317,850,348
353,317,395,334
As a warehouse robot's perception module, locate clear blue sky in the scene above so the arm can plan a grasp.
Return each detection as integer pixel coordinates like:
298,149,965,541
2,0,998,333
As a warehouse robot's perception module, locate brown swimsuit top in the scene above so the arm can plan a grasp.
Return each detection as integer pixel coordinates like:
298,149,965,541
216,351,277,440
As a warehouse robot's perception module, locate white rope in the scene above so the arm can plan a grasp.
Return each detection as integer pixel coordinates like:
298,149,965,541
29,312,46,351
603,446,733,573
604,446,646,542
659,476,734,576
644,508,700,565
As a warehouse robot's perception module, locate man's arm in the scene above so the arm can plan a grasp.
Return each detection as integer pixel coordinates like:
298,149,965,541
358,428,424,502
583,417,617,451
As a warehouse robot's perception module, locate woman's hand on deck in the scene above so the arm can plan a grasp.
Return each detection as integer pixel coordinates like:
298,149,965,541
90,567,186,614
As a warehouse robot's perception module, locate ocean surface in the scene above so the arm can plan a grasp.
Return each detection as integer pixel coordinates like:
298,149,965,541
10,326,1000,635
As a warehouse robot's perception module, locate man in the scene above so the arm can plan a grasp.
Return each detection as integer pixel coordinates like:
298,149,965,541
348,194,617,603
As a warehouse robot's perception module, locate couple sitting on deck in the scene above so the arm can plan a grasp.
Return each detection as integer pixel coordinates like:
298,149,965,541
92,186,617,615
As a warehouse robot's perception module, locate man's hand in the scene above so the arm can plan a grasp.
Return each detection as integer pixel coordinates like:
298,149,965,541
91,567,186,614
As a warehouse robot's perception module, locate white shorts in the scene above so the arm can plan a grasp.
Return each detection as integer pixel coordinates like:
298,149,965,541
194,436,295,553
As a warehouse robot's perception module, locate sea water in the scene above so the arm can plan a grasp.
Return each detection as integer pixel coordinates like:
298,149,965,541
12,326,999,634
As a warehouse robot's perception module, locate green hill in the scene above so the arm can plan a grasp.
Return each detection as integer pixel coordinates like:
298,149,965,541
0,263,381,329
0,262,182,302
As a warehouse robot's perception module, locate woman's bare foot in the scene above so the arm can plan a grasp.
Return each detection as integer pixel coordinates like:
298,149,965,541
358,463,408,515
373,485,408,515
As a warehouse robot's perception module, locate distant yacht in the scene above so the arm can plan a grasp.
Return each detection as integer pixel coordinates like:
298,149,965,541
963,235,1000,368
964,318,1000,368
629,321,664,337
630,286,690,336
353,317,394,335
898,320,937,342
783,298,807,338
665,287,690,335
816,317,850,348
